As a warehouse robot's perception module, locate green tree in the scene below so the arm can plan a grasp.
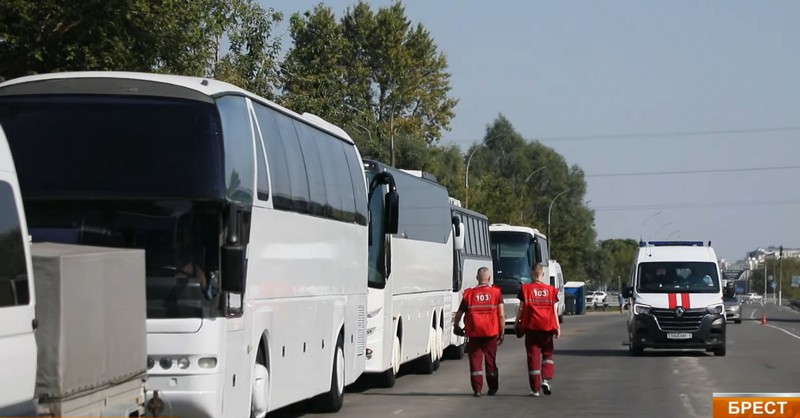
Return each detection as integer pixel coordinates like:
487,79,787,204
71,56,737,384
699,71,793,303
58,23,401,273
212,0,283,99
467,115,596,282
599,239,640,289
280,1,457,165
0,0,282,93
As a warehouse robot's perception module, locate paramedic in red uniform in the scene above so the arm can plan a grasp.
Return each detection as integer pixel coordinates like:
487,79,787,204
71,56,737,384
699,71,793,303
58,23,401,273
454,267,505,397
516,263,561,397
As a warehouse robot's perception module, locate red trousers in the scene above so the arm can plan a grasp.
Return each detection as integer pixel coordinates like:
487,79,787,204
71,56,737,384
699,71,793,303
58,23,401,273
466,336,498,393
524,331,555,392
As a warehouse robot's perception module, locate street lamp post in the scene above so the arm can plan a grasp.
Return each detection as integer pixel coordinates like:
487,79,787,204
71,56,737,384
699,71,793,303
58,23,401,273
547,189,572,241
653,222,673,238
519,165,549,221
464,145,483,209
639,211,663,241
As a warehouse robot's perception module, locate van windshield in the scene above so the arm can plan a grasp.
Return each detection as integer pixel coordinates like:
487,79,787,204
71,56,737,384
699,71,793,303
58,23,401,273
637,262,720,293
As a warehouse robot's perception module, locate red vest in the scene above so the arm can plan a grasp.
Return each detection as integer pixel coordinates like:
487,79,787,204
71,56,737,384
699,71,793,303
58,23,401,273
463,285,503,338
519,281,559,332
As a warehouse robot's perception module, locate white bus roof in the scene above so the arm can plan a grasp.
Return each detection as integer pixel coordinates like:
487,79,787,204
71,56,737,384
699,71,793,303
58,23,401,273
0,71,354,144
489,223,546,239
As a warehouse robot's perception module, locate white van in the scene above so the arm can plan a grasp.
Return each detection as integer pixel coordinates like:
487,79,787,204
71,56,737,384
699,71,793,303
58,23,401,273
549,260,565,323
0,124,36,415
623,241,727,356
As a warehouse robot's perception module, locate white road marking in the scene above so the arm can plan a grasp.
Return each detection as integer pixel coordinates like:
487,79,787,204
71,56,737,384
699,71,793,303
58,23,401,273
763,323,800,341
680,393,699,418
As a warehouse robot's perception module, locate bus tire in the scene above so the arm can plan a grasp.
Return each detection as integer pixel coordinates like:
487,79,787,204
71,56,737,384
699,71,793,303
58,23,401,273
444,343,465,360
415,328,436,374
250,347,269,418
376,335,401,388
311,335,345,412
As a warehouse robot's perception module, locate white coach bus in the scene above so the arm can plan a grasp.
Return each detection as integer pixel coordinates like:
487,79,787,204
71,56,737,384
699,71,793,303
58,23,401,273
0,72,397,417
445,198,492,359
489,224,550,328
364,163,456,386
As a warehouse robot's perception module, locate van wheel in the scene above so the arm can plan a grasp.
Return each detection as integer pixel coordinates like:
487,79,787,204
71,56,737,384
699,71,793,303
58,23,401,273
629,343,643,356
558,315,564,324
714,345,726,357
311,335,345,412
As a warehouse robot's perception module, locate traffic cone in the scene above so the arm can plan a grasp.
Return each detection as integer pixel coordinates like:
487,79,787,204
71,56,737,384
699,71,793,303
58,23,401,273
761,311,767,325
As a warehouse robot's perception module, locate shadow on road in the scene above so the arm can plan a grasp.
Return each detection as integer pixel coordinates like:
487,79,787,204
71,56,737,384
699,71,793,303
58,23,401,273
556,348,714,357
362,392,532,398
556,348,630,357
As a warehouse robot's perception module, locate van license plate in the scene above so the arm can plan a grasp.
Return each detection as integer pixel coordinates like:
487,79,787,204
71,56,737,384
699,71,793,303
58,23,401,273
666,333,691,340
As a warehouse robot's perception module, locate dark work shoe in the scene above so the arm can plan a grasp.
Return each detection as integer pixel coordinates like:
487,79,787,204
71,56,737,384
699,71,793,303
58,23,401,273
488,388,498,396
473,392,481,397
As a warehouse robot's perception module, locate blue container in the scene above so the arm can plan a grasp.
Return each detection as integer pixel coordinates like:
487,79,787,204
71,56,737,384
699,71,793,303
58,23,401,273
565,285,586,314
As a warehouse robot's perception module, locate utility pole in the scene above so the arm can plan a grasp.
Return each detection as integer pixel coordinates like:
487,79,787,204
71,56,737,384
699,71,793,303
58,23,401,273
779,245,784,306
764,261,767,305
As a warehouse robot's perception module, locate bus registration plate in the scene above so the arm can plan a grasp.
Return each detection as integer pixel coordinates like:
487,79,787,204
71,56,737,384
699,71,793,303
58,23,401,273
666,333,691,340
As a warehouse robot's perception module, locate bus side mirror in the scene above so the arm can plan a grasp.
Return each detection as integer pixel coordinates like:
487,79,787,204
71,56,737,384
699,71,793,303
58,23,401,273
532,239,543,264
221,244,246,293
453,222,465,251
221,204,246,293
384,191,399,235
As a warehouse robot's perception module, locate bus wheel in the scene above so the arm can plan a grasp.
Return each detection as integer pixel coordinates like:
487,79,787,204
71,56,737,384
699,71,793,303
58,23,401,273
377,335,401,388
311,335,345,412
445,343,465,360
250,363,269,418
415,328,436,374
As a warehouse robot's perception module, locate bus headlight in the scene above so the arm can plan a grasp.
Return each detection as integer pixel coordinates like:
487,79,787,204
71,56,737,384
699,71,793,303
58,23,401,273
633,304,651,315
198,357,217,369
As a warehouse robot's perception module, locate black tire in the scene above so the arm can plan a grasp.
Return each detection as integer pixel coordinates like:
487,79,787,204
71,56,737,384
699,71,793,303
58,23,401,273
376,367,396,388
629,341,643,356
310,336,345,413
444,343,465,360
415,351,435,375
714,345,726,357
558,315,564,324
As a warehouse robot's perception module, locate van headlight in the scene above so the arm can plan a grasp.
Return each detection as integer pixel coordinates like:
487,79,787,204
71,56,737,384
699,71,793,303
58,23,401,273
707,304,723,315
633,304,651,315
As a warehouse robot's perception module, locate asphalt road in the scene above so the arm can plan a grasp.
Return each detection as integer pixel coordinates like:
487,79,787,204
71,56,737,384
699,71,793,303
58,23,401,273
269,303,800,418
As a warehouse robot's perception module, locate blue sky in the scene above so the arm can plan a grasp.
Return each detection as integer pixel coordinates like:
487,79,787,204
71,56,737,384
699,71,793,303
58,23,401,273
262,0,800,261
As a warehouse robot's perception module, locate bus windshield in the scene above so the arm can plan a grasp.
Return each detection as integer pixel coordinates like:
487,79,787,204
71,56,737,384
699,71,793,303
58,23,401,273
490,231,534,294
0,95,230,319
0,95,225,200
637,262,721,294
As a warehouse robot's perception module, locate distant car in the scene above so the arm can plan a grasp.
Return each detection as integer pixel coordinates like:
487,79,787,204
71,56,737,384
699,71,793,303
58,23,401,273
723,296,742,324
585,291,607,305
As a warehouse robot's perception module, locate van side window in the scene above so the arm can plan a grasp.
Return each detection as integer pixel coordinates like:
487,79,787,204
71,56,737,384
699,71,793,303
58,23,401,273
0,182,29,307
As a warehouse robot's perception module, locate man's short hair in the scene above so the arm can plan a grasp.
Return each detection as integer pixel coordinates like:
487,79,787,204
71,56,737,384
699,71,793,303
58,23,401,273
476,267,490,279
532,263,545,277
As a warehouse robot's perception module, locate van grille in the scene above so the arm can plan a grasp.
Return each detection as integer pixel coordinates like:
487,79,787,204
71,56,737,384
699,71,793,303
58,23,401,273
650,308,706,332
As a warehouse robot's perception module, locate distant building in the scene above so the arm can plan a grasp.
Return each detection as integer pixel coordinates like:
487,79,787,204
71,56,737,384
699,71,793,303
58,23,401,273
745,246,800,269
